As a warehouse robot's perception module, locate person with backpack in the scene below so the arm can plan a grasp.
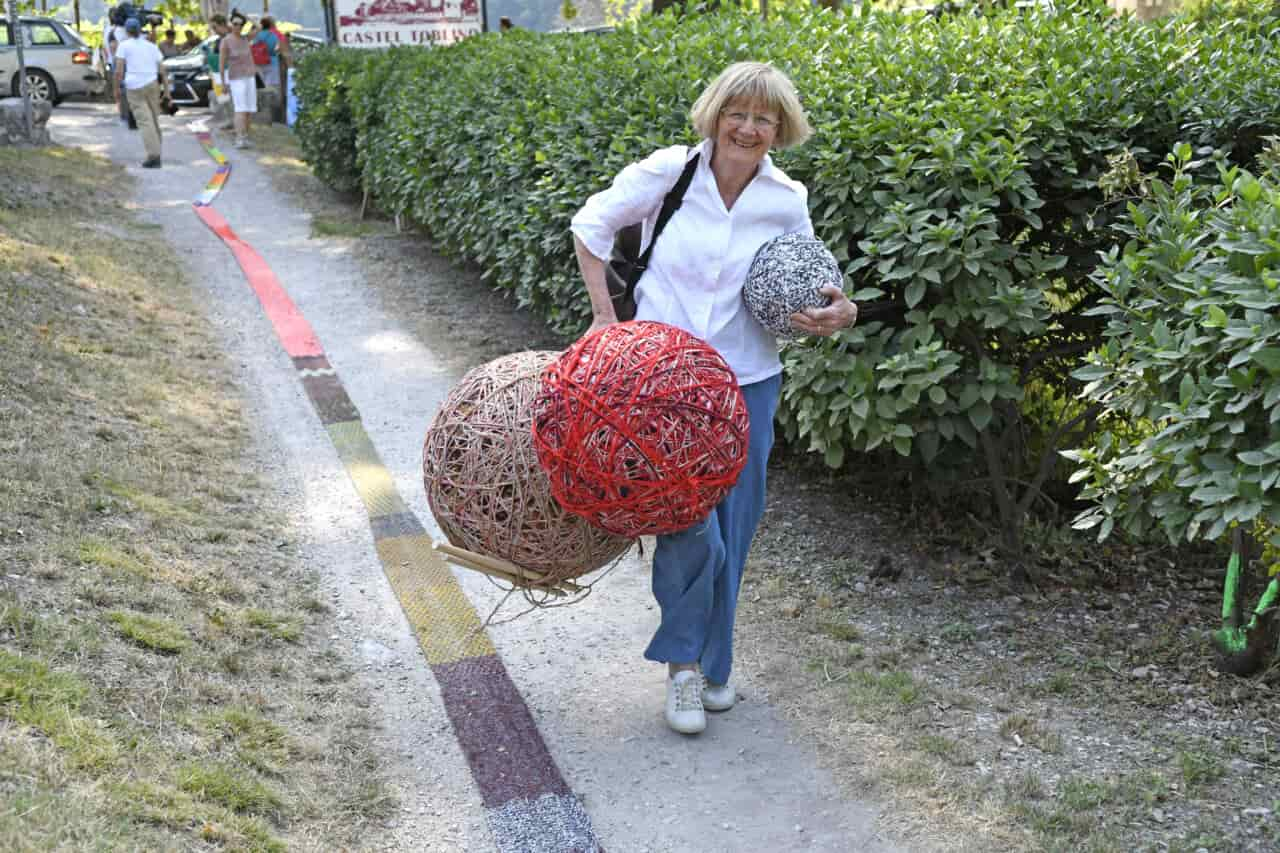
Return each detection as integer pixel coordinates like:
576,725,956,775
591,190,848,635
250,16,281,90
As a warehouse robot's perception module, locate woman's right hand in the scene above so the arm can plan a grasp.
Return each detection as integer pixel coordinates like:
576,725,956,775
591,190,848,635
575,235,617,337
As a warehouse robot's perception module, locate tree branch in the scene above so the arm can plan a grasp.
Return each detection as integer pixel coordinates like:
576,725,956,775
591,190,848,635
1016,401,1103,519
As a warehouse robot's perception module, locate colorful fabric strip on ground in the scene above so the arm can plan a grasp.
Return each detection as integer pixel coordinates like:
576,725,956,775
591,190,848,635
193,130,229,207
190,131,602,852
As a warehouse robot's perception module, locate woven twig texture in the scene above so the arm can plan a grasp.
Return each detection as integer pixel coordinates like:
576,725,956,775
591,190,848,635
532,321,750,538
743,232,839,338
423,351,631,583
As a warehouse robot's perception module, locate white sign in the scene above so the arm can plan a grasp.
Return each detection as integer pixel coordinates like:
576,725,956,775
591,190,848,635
334,0,484,48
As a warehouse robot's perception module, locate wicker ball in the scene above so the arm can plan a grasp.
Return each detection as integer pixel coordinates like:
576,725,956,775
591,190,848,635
532,321,750,538
743,232,841,338
423,351,631,583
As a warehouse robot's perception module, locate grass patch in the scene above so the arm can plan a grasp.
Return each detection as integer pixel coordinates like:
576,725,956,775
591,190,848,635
916,733,977,766
109,611,189,654
205,707,293,773
0,651,117,770
75,537,152,578
1178,749,1226,789
0,144,390,848
97,476,200,524
1040,669,1076,696
882,755,944,788
310,216,386,239
1058,776,1114,811
177,762,282,815
244,609,303,643
1005,770,1046,801
848,669,923,716
815,620,863,642
939,620,978,644
999,713,1065,754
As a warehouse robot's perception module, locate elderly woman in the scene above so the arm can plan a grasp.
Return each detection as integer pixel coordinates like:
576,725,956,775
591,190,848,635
570,62,858,735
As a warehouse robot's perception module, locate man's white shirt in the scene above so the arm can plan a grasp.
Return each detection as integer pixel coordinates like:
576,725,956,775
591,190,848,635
116,37,164,90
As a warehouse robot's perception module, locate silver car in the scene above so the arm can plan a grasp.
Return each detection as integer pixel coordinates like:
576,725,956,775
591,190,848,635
0,16,106,106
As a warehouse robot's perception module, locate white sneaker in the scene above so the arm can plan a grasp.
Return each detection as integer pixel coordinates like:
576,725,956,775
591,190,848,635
702,680,736,712
665,670,706,734
233,137,247,149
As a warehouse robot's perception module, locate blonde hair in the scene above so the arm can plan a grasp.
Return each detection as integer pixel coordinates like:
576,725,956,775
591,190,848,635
690,62,812,150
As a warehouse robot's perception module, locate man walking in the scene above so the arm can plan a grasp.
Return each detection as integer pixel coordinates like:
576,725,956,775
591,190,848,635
114,18,169,169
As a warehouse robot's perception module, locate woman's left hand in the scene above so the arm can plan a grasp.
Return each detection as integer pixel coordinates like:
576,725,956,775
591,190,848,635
790,285,858,338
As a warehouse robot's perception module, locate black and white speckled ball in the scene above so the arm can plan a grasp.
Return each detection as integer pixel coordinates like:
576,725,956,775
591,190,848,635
742,232,842,338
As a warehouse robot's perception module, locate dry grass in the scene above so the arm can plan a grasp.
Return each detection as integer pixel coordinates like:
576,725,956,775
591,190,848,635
0,146,393,849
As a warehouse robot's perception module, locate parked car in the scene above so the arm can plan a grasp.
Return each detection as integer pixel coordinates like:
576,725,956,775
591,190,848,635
164,32,326,108
164,36,214,106
0,16,105,105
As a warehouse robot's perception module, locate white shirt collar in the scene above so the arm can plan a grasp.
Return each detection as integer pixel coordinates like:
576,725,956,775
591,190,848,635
694,137,782,188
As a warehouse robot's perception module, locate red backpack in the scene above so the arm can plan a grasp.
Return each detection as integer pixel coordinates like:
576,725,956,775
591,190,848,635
250,38,271,65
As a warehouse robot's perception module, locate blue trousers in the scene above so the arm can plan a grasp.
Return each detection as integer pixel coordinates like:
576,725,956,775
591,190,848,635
643,373,781,686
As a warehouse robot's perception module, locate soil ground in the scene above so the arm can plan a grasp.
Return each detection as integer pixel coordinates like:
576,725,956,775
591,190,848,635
245,123,1280,853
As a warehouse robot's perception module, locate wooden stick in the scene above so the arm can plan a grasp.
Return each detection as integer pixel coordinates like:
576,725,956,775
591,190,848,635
435,547,566,598
435,541,582,592
433,541,581,595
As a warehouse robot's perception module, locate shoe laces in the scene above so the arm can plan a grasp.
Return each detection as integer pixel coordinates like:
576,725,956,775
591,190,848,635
673,673,704,712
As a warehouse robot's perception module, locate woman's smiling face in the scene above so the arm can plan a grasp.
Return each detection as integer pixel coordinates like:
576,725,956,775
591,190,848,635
715,98,779,171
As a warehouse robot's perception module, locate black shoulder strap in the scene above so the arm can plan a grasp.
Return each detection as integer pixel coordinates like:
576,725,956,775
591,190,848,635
637,153,700,269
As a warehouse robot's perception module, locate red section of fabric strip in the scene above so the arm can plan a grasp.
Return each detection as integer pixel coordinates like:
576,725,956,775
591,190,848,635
193,204,324,358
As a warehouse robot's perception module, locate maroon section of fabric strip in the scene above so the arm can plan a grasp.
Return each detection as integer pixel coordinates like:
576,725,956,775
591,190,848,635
432,654,572,809
293,354,360,425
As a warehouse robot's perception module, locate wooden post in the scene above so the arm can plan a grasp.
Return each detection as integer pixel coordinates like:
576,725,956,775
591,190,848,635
7,0,33,142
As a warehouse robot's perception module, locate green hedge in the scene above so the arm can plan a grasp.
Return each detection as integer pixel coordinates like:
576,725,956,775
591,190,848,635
295,3,1280,552
293,47,371,195
1068,143,1280,548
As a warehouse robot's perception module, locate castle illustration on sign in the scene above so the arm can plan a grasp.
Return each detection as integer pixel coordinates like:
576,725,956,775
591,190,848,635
339,0,480,26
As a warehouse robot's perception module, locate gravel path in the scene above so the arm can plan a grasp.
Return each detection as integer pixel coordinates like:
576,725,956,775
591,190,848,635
51,102,900,853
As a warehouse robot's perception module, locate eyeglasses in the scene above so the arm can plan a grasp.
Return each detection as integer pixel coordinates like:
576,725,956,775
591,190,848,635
721,110,780,132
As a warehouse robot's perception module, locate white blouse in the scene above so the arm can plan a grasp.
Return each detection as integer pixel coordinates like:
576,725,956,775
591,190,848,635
570,138,814,386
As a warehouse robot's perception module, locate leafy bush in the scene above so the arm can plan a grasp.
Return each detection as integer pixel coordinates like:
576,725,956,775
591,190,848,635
292,47,371,194
1066,143,1280,550
294,5,1280,566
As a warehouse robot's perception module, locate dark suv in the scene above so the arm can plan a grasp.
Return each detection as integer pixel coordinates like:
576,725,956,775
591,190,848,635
164,31,325,107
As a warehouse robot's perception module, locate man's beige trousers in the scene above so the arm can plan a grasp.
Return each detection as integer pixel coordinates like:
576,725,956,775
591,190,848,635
126,81,163,161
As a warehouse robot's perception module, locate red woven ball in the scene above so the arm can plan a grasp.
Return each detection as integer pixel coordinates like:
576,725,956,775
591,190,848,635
532,321,750,537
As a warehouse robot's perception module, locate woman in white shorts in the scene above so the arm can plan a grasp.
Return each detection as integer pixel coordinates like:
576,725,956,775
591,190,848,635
219,12,257,149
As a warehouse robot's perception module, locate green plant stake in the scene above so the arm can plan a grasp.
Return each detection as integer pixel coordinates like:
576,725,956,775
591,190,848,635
1212,551,1280,675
